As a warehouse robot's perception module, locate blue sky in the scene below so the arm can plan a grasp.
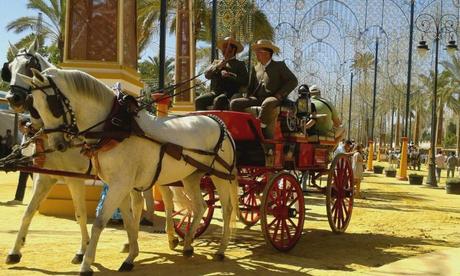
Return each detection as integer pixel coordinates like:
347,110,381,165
0,1,34,62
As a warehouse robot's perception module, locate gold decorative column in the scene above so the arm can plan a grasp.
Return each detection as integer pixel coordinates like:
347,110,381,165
39,0,142,217
61,0,142,95
173,0,195,112
367,140,374,171
398,137,409,180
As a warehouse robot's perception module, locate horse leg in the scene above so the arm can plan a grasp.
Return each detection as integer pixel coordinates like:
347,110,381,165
181,172,207,257
211,171,238,260
120,191,143,254
6,174,56,264
66,179,89,264
116,193,140,272
158,186,179,250
80,184,131,275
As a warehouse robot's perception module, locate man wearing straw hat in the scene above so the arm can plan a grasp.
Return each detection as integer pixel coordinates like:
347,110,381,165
230,39,298,138
195,37,249,110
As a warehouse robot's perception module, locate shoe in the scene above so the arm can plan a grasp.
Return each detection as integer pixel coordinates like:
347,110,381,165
6,200,23,205
140,217,154,226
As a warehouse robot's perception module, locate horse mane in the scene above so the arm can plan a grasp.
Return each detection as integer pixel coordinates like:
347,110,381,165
45,68,115,102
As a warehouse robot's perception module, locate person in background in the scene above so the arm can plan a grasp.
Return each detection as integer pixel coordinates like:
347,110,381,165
352,143,365,199
4,129,13,156
435,149,446,182
7,119,33,205
446,152,458,178
0,135,4,157
334,139,353,157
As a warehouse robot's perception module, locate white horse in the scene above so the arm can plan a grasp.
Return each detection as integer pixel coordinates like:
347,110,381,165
5,41,152,265
4,42,96,265
17,68,239,275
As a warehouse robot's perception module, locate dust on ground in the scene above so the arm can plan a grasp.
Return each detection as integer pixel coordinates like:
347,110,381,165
0,163,459,275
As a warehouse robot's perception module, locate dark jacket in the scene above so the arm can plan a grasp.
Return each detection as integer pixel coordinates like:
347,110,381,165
247,60,298,100
205,58,249,98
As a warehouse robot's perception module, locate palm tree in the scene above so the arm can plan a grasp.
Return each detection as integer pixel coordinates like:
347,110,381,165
139,56,175,87
442,56,460,154
7,0,66,62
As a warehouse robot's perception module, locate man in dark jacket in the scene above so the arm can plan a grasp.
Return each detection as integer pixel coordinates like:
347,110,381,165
230,39,298,138
195,37,249,110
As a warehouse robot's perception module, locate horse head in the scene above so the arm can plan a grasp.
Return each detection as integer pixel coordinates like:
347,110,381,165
15,69,72,152
3,39,54,112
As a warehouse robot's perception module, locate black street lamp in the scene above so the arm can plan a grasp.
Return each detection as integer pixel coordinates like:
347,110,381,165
415,6,458,187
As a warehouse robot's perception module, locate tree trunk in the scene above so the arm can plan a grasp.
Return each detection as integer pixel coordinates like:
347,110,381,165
413,107,420,145
457,113,460,156
436,100,444,147
396,100,401,149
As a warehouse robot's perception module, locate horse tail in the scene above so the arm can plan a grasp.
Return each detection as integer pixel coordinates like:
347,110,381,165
229,168,239,235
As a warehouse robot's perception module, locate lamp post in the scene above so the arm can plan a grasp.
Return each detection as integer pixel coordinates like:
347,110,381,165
348,71,354,140
415,6,458,187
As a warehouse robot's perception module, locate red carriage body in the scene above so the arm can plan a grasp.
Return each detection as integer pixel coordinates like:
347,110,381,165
183,110,355,251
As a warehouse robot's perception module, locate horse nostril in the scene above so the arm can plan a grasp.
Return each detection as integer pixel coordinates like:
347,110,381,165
56,143,67,152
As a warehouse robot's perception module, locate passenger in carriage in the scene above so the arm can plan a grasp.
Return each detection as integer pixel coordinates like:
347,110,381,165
195,37,249,111
230,39,298,138
307,85,345,139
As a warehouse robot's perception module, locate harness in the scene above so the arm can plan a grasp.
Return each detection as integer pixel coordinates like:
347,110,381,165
33,87,235,192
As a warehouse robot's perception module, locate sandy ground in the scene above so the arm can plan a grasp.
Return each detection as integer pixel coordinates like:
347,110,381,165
0,162,459,275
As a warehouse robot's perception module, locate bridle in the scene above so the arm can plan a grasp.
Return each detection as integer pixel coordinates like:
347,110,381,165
2,52,42,84
30,76,79,136
3,52,43,118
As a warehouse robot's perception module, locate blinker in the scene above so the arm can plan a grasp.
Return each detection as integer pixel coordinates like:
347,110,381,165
1,62,11,82
47,94,65,118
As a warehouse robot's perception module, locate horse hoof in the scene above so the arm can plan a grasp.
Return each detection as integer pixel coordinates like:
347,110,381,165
118,261,134,272
71,253,84,264
169,238,179,250
118,262,134,272
214,253,225,261
6,254,21,264
79,271,93,276
183,248,194,257
121,243,129,253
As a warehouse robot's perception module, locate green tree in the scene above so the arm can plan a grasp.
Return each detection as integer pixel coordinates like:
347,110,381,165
7,0,66,62
139,56,175,87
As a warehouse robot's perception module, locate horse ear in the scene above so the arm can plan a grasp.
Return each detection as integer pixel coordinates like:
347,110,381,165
8,41,19,56
16,73,34,87
28,38,39,54
31,68,46,84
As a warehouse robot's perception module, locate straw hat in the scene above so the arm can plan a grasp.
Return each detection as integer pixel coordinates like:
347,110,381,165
252,39,280,54
309,85,321,95
217,37,244,53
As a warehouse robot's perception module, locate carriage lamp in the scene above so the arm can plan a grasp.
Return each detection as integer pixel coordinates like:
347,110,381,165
446,39,458,55
296,85,311,118
416,40,429,58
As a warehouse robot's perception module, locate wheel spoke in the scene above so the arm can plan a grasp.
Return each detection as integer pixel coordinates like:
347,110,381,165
272,219,282,241
268,217,279,229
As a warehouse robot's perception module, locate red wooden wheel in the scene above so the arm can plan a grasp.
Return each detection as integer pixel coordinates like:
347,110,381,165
238,181,264,227
261,172,305,251
326,153,354,233
173,176,216,239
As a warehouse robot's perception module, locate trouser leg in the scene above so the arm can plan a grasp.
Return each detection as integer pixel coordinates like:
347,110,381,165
229,96,259,111
195,93,216,110
213,94,230,110
259,97,280,138
14,172,30,201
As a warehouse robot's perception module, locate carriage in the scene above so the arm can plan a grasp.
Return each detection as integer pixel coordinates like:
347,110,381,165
172,107,355,252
